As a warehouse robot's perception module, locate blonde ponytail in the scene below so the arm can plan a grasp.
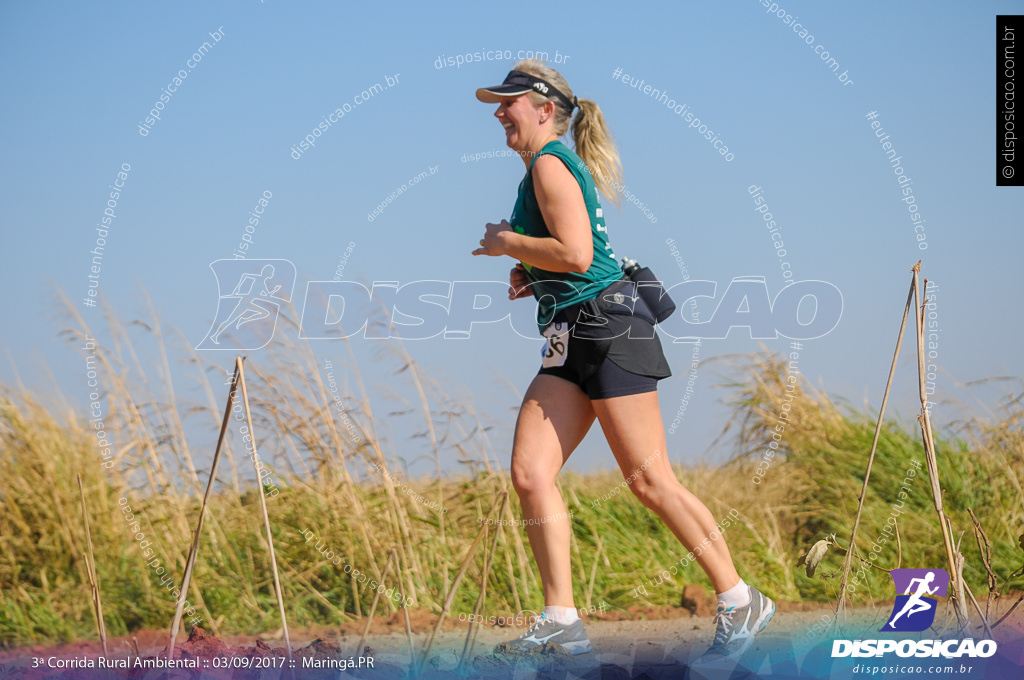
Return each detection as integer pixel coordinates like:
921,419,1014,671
570,99,623,205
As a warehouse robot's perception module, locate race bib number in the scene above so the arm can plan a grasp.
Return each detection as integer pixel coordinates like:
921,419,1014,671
541,322,569,368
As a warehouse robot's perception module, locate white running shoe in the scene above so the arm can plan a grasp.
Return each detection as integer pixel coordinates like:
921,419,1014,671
705,585,775,657
497,613,593,655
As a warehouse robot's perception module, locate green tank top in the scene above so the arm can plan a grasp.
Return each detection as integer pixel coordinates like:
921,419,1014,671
510,140,622,333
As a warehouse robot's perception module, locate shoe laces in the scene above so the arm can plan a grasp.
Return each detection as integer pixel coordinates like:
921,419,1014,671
520,613,552,638
712,605,737,646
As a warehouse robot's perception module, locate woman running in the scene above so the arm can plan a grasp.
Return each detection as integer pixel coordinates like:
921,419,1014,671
471,59,774,658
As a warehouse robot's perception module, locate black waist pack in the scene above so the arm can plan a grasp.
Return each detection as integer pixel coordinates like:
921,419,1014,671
557,277,673,381
622,259,676,323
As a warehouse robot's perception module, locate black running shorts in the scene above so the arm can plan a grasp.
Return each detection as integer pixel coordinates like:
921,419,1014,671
537,278,672,400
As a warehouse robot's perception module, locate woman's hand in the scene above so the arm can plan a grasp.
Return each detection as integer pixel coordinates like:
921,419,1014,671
472,220,513,257
508,263,532,300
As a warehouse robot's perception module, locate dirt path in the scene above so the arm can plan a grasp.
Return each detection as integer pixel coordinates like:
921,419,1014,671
1,598,1021,679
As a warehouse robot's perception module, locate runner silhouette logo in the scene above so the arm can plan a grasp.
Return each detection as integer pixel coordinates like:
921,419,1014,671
881,568,949,632
196,259,296,350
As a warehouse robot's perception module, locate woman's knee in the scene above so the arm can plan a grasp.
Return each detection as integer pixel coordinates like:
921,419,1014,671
510,457,557,497
629,477,669,509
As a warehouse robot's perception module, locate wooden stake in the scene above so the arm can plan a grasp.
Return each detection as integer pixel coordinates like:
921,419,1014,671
168,358,241,658
835,268,916,621
913,269,971,632
238,358,294,663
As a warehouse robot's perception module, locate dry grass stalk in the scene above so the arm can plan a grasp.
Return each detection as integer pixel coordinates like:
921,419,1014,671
947,521,994,638
354,550,395,656
390,336,449,591
418,492,503,674
993,595,1024,629
585,541,605,611
77,474,107,657
142,292,202,497
829,535,891,574
894,518,903,569
967,507,999,621
295,342,391,587
963,581,994,638
501,531,522,614
391,548,417,673
276,554,354,623
460,492,509,670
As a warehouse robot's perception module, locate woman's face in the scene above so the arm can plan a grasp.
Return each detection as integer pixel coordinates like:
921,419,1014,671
494,94,543,152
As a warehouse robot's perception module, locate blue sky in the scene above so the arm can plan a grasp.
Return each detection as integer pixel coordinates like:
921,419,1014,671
1,0,1021,478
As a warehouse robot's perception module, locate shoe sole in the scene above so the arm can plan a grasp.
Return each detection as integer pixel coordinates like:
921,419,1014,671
500,637,593,656
560,639,593,655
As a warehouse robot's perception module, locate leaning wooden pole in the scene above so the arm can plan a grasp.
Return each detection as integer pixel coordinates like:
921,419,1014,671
238,358,294,662
912,267,971,632
168,358,241,658
835,267,916,620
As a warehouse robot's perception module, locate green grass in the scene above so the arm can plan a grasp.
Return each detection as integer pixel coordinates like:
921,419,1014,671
2,315,1023,647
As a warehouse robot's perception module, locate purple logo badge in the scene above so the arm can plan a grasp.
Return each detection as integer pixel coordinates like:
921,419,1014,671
881,568,949,632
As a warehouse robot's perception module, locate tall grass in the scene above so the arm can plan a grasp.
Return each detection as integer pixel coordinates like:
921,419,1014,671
1,307,1022,647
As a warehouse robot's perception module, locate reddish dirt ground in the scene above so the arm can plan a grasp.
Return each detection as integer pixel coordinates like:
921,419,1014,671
2,589,1022,679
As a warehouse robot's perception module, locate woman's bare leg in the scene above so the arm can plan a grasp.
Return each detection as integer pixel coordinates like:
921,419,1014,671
591,390,741,593
510,374,595,607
